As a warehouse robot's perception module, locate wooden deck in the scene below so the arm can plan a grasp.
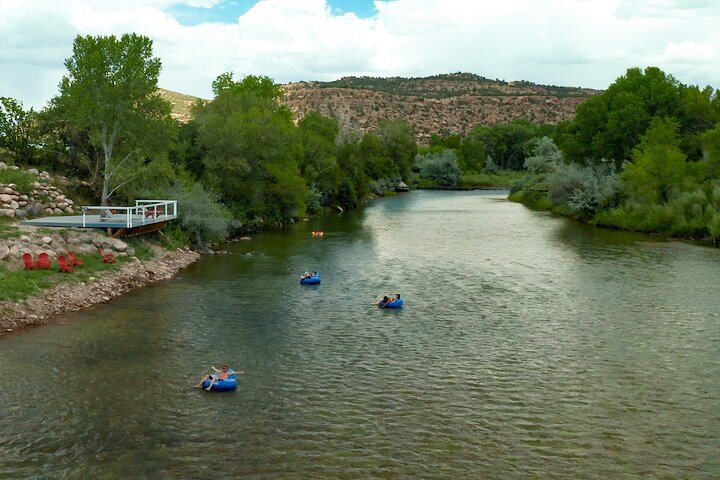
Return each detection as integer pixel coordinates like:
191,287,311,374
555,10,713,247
21,200,177,236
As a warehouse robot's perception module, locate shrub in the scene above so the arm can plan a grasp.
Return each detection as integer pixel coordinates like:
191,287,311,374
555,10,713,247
548,161,620,218
414,149,462,186
524,136,562,174
168,182,231,249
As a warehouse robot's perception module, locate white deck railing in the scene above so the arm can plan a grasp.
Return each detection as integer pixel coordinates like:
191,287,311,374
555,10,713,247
81,200,178,228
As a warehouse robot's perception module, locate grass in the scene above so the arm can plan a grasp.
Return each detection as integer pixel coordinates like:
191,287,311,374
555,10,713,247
0,218,20,240
123,236,156,260
0,168,36,193
0,253,130,302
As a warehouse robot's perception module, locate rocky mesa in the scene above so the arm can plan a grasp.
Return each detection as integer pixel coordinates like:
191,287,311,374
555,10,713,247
160,73,600,142
281,73,600,142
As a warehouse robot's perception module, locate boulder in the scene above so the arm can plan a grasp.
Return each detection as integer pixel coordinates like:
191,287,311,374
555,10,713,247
125,246,136,256
53,208,63,214
0,194,12,203
19,235,31,243
9,165,19,170
8,245,20,259
41,236,53,245
0,243,9,260
57,202,67,209
1,209,15,218
0,162,6,170
109,238,127,252
44,208,53,215
14,209,27,219
64,207,74,214
9,200,19,210
27,168,39,175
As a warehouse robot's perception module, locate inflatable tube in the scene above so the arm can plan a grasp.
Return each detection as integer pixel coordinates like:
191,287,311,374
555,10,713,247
300,273,321,285
201,370,237,392
380,298,404,309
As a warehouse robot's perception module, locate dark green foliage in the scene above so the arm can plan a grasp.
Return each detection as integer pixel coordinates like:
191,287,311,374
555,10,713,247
0,97,39,164
468,119,539,170
194,73,306,222
557,66,719,165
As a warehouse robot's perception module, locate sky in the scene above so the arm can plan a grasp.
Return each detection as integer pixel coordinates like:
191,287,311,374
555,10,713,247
1,0,720,109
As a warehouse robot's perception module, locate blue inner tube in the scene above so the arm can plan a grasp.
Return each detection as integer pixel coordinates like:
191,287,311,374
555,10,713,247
201,370,237,391
300,274,321,284
379,298,404,309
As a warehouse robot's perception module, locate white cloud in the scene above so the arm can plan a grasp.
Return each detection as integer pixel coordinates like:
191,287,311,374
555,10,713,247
1,0,719,109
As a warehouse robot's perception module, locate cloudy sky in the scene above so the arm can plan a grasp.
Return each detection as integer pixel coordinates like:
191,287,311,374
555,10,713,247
1,0,719,109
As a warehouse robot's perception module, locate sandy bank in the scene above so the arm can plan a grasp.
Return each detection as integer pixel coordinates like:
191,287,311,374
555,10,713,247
0,248,199,337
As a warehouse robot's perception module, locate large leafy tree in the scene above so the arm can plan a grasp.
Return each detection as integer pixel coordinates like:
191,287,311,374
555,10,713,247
52,34,175,206
621,117,687,204
0,97,38,164
469,119,538,170
195,73,306,222
559,67,682,164
298,112,340,205
378,119,417,179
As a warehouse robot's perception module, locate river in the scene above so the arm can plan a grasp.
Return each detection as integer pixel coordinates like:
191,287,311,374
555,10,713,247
1,191,718,479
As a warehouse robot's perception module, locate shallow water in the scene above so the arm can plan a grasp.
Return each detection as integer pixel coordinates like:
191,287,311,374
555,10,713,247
1,191,719,479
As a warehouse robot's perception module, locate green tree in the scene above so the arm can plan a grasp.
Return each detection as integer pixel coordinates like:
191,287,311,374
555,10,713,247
298,112,340,206
52,34,176,206
560,67,681,164
470,119,537,170
378,119,417,179
0,97,38,164
622,117,687,204
196,73,306,222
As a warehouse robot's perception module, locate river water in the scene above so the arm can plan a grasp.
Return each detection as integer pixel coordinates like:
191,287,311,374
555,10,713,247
1,191,718,479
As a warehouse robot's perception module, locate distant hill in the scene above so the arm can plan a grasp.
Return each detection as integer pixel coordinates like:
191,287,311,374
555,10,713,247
160,73,601,141
158,88,201,123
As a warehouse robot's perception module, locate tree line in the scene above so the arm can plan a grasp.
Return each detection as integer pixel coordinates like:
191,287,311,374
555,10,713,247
3,35,718,246
511,66,720,245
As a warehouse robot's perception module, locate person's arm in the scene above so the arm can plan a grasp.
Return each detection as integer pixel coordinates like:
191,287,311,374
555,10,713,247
211,366,221,373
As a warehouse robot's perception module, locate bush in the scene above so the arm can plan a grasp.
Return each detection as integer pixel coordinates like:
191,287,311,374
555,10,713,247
548,161,620,218
414,149,462,186
168,182,231,249
524,136,562,174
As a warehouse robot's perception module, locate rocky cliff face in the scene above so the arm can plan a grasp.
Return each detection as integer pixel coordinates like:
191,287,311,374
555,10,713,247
281,73,600,142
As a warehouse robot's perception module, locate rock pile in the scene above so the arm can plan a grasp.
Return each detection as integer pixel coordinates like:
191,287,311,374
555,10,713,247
0,163,78,219
0,229,132,265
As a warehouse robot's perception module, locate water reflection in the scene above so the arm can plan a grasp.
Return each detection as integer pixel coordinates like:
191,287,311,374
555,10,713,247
1,191,718,478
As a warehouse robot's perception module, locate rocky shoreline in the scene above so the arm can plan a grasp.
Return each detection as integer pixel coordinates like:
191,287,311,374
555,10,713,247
0,248,199,337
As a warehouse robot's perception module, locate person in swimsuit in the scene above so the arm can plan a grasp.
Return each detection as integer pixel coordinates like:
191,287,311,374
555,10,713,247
194,365,244,390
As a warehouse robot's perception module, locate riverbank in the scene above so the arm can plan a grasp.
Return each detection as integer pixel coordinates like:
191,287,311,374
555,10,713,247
0,247,199,337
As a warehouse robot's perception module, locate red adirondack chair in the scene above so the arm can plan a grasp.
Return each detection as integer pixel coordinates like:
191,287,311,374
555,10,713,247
22,253,35,270
58,255,74,273
99,248,116,263
35,252,51,270
67,251,84,267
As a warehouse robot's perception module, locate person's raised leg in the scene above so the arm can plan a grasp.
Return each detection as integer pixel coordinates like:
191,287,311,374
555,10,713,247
194,374,210,388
